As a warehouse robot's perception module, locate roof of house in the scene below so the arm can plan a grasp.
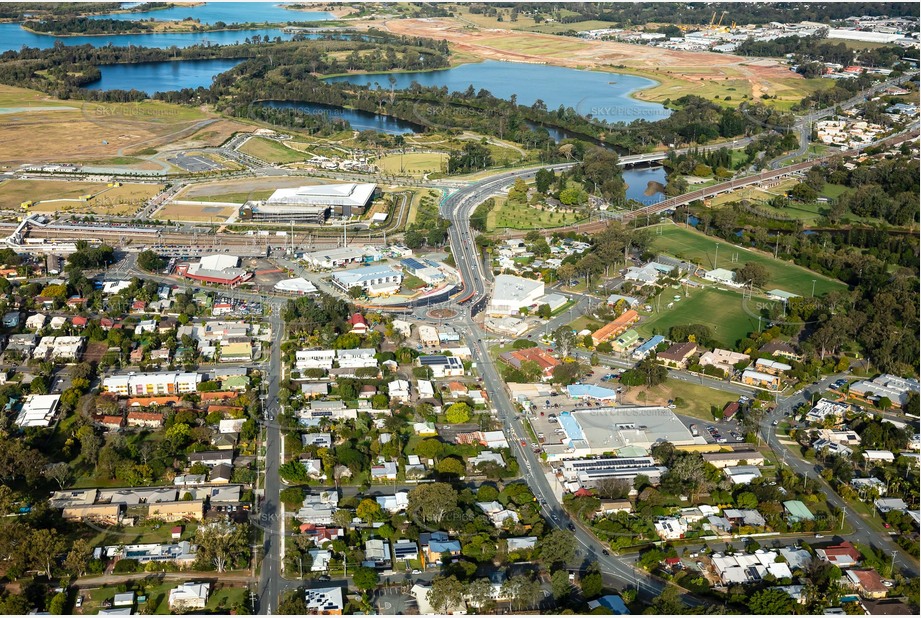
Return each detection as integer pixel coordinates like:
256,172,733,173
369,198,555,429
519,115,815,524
659,341,697,361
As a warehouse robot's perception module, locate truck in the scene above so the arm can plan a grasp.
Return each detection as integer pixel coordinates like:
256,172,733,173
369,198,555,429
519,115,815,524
690,424,699,437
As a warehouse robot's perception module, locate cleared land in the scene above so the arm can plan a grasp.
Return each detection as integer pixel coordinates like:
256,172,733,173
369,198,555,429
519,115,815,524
177,177,329,201
648,224,846,296
621,378,740,421
636,287,759,348
376,152,448,176
0,85,211,166
0,179,162,216
487,196,583,231
152,202,239,223
238,136,307,164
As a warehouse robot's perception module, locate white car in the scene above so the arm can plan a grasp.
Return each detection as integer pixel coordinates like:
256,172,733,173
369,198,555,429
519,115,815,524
412,569,422,574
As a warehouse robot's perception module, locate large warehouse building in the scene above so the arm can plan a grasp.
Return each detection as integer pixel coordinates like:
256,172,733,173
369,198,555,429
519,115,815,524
242,182,377,223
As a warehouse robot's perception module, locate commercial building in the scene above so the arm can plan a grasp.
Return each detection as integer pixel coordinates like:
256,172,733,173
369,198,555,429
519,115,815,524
254,182,376,222
557,406,699,456
559,456,667,488
148,500,205,521
178,254,250,286
304,246,377,270
702,448,765,469
331,265,401,296
486,275,545,316
274,277,318,295
304,586,344,615
703,268,742,287
417,355,464,378
103,372,201,396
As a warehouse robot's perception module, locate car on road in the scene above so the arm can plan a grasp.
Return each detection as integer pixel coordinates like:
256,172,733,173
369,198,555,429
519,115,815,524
412,569,422,574
814,534,823,539
772,420,778,426
602,549,610,555
567,523,576,531
75,597,83,608
317,575,331,581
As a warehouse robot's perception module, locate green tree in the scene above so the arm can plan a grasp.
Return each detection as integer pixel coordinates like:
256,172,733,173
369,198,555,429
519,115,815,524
352,565,380,591
747,588,795,614
581,562,604,598
436,457,465,477
356,498,383,523
551,569,572,600
29,528,66,577
444,402,471,424
408,483,459,527
195,519,250,573
427,576,467,614
537,529,576,568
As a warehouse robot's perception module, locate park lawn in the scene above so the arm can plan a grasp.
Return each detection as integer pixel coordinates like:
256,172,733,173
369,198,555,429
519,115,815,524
238,137,306,164
648,224,846,297
182,190,274,203
487,196,583,231
376,152,448,176
820,183,852,199
636,287,759,349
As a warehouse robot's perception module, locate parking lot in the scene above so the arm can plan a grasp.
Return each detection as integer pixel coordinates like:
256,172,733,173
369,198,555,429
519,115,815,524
167,153,226,172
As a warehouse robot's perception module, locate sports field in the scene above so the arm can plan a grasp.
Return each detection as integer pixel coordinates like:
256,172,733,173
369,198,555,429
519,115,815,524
648,224,846,296
487,196,582,231
636,287,759,349
238,136,306,164
376,152,448,177
0,179,162,216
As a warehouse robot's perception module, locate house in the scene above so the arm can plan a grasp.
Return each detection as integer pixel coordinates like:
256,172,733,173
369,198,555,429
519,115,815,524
658,341,697,367
417,325,440,347
469,451,506,470
417,380,435,399
874,498,907,514
187,451,233,467
296,492,338,525
760,340,802,361
126,410,164,429
784,500,815,522
105,541,196,566
587,595,630,615
209,463,233,484
421,532,461,564
447,381,468,398
376,491,409,513
816,541,862,567
388,379,411,402
722,402,740,420
304,586,344,615
371,461,398,481
506,536,538,553
308,549,332,572
631,334,664,360
702,448,764,468
99,414,125,431
499,347,560,379
25,313,47,330
741,369,781,391
62,504,122,525
851,477,887,497
416,355,464,378
295,349,336,371
476,501,519,528
806,399,849,423
348,313,368,335
363,538,392,569
654,516,688,540
699,348,749,374
336,348,378,369
591,310,640,346
723,508,767,528
597,499,633,516
724,465,762,485
864,450,895,463
168,582,210,611
624,264,661,285
113,592,136,608
148,500,205,522
392,538,419,563
846,569,889,599
754,358,792,375
14,393,61,428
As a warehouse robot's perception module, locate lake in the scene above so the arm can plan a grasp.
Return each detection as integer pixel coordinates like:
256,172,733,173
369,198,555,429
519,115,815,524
84,59,243,94
262,101,420,135
325,61,669,125
92,2,333,25
623,166,667,205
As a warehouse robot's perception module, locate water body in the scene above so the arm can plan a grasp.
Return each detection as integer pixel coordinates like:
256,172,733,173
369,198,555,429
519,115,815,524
326,61,670,124
262,101,420,135
84,58,243,94
91,2,333,25
623,166,667,205
0,22,296,51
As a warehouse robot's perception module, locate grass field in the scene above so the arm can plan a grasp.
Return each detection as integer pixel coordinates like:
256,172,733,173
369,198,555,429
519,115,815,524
636,287,759,348
648,223,846,296
487,196,582,231
80,581,247,615
620,378,740,421
238,136,306,164
184,190,274,203
0,179,162,215
153,202,238,223
377,151,448,177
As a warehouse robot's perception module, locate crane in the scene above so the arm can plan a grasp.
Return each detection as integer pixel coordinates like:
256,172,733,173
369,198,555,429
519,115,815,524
708,11,717,29
716,11,728,29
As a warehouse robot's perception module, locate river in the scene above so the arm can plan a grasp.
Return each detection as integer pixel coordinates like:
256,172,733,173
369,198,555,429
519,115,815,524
90,2,333,25
261,101,420,135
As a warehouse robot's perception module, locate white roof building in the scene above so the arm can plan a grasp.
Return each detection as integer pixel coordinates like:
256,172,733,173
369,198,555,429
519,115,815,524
487,275,545,316
268,182,375,208
168,582,210,610
274,277,318,295
15,393,61,427
417,380,435,399
388,379,411,402
849,374,920,406
703,268,741,287
304,587,344,614
331,265,401,295
806,399,849,423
